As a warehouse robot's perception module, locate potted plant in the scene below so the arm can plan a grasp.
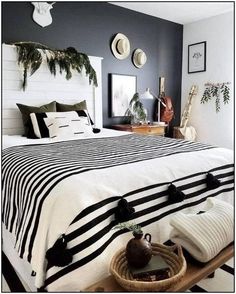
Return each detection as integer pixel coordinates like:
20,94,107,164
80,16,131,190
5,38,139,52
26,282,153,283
113,222,142,234
124,93,147,124
113,222,152,268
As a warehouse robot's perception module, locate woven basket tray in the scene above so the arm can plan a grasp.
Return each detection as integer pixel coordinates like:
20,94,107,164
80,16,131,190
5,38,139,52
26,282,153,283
110,243,187,292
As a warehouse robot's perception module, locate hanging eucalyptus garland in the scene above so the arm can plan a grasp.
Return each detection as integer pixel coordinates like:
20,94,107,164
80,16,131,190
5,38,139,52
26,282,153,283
11,41,98,90
201,83,230,112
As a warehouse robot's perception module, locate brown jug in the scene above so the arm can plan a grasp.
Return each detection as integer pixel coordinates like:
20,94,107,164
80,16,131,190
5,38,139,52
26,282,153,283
126,232,152,268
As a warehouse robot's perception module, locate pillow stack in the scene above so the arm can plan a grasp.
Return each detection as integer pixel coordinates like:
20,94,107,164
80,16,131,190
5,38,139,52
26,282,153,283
17,100,96,139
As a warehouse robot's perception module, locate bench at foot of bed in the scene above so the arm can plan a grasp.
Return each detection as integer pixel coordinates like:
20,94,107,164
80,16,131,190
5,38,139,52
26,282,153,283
85,243,234,292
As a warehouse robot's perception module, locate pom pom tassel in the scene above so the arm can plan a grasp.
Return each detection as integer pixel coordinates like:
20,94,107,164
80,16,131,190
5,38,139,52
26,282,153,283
93,128,101,133
46,234,73,267
168,183,186,203
115,198,135,222
206,173,221,189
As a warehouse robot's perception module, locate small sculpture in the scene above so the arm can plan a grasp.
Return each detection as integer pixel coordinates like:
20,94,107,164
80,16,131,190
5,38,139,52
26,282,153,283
32,2,55,27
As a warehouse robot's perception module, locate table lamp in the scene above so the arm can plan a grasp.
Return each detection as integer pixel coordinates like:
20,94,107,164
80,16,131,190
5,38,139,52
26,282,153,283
140,88,166,125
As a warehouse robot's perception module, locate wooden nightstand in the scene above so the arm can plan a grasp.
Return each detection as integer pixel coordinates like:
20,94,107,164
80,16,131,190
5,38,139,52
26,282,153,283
112,124,166,136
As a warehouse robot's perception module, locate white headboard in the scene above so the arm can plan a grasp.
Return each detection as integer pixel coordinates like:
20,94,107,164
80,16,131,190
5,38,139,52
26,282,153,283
2,44,103,135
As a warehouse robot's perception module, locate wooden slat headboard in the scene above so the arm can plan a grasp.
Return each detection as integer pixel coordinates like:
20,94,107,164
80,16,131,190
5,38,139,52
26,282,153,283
2,44,103,135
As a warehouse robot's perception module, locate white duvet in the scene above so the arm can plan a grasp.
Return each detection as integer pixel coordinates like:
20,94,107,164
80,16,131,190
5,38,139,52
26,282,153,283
2,128,129,149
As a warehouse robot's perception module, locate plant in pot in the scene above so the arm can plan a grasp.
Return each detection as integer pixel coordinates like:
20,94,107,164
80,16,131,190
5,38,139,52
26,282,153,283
114,222,152,268
124,93,147,124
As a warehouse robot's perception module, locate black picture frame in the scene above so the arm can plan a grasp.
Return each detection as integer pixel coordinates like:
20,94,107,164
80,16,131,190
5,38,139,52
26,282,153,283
188,41,206,73
110,73,137,117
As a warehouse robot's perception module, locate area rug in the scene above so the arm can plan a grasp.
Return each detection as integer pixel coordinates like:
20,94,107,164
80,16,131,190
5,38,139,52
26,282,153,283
2,252,234,292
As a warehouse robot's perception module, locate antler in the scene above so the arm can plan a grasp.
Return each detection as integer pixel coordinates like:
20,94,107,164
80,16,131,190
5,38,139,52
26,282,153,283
50,2,56,7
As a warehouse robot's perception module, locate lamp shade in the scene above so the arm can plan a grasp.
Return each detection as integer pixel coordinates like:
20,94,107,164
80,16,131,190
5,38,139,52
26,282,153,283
140,88,154,99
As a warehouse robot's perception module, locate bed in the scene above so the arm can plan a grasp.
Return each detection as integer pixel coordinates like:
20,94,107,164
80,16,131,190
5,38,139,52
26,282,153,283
2,130,234,291
2,44,234,291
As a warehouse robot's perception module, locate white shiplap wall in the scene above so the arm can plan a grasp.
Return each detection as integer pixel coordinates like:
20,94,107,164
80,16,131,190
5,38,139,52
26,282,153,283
2,44,103,135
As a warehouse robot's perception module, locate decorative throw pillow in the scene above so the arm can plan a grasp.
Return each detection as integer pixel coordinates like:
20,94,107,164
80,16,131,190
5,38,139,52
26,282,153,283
17,101,56,138
30,112,50,138
44,117,93,140
71,115,94,136
56,100,87,112
43,117,74,139
56,100,94,125
30,111,93,139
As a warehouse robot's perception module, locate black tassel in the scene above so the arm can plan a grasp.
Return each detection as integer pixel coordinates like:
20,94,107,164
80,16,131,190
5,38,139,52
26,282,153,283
46,234,72,267
168,183,186,204
115,198,135,222
93,128,101,133
206,173,221,190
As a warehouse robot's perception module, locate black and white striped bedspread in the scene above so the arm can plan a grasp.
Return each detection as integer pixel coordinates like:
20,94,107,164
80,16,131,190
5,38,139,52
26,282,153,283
2,134,234,290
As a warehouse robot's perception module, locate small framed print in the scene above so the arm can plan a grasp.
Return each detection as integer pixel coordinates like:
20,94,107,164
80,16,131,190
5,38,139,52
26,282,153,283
188,41,206,73
110,74,137,117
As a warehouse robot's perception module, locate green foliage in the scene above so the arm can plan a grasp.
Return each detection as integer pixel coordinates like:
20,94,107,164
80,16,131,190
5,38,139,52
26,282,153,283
221,83,230,104
124,93,147,123
113,222,142,234
12,41,98,91
201,83,230,113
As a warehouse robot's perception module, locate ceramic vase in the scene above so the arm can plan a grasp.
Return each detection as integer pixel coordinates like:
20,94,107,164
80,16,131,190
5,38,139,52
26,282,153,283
126,232,152,268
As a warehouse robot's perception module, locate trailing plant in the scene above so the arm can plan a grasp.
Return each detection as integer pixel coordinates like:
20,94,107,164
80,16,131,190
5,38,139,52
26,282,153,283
113,222,142,234
201,83,230,113
124,93,147,124
12,41,98,90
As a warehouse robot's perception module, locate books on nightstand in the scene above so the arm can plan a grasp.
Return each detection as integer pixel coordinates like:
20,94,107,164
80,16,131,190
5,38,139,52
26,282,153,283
129,255,170,281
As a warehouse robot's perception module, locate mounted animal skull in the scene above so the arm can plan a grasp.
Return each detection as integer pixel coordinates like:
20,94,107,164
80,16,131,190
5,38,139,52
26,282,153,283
32,2,55,27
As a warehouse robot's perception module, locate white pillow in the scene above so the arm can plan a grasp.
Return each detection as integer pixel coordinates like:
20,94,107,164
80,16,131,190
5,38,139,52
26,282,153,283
44,117,94,139
43,117,74,139
30,111,93,138
71,116,94,136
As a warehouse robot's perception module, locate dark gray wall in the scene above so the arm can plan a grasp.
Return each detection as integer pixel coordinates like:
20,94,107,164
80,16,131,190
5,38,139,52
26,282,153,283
2,1,183,129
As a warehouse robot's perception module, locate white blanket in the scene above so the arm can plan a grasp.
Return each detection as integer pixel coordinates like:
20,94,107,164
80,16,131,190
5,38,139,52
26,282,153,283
2,134,234,291
170,197,234,262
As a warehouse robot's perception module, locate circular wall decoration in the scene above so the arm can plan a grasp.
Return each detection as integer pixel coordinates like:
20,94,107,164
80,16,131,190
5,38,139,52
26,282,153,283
133,48,147,68
111,33,130,60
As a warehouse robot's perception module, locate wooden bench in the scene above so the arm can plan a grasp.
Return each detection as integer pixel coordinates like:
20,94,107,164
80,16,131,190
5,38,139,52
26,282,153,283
85,244,234,292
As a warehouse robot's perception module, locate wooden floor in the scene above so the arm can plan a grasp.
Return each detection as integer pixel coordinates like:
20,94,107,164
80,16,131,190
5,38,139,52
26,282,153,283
85,243,234,292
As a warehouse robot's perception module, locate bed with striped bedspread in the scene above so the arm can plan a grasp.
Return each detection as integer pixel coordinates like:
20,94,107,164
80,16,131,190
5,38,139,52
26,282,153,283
2,133,234,291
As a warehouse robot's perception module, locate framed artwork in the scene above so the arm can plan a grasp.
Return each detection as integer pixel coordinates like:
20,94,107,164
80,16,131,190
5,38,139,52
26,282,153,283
111,74,137,117
188,41,206,73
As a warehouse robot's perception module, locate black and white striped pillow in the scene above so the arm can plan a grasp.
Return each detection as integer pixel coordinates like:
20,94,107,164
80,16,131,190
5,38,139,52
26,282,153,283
30,111,93,139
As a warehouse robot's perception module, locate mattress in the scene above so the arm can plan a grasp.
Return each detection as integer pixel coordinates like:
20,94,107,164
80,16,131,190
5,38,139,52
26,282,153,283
2,129,234,291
